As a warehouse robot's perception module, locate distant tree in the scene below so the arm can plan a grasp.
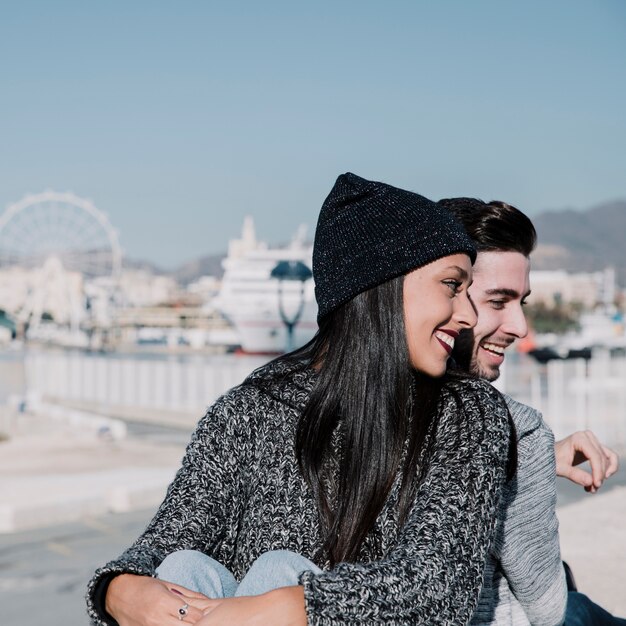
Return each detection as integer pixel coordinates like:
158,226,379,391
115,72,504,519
525,301,580,334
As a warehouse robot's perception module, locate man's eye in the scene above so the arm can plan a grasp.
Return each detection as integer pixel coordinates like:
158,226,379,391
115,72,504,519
521,299,528,307
490,300,505,310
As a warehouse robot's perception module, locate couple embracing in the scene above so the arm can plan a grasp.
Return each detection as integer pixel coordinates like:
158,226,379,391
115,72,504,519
87,173,621,626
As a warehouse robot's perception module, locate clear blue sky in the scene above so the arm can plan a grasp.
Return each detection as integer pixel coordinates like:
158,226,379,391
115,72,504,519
1,0,624,268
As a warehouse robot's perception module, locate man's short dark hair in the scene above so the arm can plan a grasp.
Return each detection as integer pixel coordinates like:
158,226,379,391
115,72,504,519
438,197,537,257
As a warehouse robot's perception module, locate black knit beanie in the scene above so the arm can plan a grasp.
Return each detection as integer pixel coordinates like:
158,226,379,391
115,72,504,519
313,172,476,319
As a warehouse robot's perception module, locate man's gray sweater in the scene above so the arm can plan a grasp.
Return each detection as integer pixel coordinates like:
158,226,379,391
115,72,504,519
471,396,568,626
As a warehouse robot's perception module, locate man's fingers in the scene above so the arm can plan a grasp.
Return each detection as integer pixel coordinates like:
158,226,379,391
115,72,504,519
556,431,620,491
565,465,594,489
601,444,620,477
571,431,607,488
589,453,608,488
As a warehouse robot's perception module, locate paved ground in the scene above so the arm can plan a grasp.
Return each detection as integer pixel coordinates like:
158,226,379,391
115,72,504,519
0,412,187,626
0,411,187,533
0,509,151,625
554,447,626,615
557,483,626,616
1,411,625,625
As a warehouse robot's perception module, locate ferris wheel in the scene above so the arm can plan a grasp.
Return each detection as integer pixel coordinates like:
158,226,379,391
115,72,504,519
0,190,122,280
0,191,122,333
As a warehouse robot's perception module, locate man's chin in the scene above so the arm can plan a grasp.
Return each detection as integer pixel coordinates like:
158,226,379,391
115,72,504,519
471,360,501,382
483,368,500,382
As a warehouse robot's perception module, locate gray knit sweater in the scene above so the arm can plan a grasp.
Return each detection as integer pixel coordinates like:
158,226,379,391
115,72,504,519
471,396,567,626
86,359,511,625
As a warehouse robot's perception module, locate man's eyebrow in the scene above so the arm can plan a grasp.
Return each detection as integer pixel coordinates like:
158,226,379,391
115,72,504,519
484,287,532,299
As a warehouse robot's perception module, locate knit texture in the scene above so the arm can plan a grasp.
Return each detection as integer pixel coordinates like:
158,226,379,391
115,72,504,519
86,359,511,625
470,395,567,626
314,173,476,319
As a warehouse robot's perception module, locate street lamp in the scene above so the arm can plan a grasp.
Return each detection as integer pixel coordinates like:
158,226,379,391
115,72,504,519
270,260,313,353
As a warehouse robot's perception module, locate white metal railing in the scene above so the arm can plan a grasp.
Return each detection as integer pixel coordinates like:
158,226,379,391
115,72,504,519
17,350,626,448
499,352,626,448
23,351,269,418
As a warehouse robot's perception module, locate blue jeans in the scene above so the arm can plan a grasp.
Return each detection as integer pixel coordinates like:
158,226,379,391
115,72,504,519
156,549,322,598
565,592,626,626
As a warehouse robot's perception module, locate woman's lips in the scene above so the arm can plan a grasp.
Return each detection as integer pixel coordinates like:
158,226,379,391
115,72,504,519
434,329,458,355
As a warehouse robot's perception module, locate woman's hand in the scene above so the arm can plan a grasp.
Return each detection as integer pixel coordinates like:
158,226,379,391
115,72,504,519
197,586,307,625
106,573,212,625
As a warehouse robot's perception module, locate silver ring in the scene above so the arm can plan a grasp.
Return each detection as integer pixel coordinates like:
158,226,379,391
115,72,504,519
178,602,189,620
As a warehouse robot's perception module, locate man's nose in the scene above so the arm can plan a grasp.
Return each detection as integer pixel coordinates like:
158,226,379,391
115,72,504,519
502,305,528,338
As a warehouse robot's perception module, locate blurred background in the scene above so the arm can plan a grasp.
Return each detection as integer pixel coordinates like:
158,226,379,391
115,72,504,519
0,1,625,624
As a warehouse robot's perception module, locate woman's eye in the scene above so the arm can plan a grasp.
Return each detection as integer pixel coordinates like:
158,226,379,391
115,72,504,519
443,280,462,294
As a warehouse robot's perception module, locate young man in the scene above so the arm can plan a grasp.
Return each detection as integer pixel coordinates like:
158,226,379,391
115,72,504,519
443,198,617,490
441,197,623,626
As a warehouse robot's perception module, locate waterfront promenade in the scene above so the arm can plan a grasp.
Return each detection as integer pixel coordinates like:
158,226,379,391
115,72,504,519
1,410,625,625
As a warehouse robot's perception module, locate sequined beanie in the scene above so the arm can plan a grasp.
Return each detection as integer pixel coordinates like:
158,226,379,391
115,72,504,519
313,172,477,319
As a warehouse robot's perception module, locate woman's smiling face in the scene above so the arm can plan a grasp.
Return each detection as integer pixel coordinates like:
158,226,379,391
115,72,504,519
403,253,477,377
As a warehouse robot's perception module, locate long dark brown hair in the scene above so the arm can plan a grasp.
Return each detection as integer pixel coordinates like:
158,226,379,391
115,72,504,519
290,275,446,565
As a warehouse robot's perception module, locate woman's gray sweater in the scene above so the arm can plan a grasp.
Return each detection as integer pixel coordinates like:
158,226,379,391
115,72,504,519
86,360,511,625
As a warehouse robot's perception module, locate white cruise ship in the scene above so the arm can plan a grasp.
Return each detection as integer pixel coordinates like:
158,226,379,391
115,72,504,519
213,217,318,353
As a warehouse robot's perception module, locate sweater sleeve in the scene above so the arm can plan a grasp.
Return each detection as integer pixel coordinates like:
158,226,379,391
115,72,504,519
299,378,511,625
496,409,567,626
85,387,254,626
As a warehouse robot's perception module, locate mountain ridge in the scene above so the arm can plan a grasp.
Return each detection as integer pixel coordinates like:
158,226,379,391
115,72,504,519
531,199,626,285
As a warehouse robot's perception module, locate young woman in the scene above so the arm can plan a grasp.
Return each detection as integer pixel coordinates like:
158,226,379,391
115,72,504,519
87,173,514,626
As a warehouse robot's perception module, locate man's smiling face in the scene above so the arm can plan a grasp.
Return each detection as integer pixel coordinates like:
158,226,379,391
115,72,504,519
458,250,531,381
